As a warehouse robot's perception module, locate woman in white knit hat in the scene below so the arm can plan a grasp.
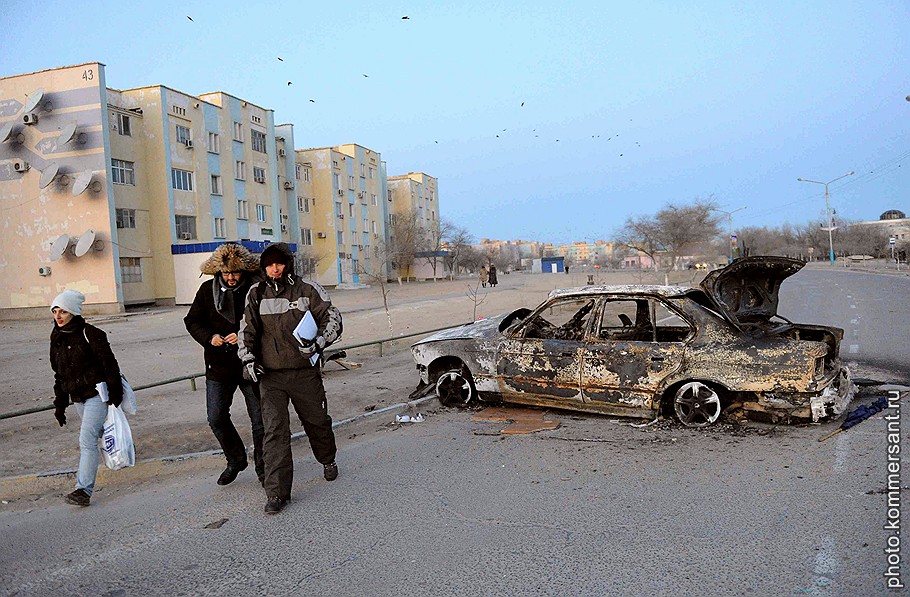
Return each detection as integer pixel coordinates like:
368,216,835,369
49,289,124,507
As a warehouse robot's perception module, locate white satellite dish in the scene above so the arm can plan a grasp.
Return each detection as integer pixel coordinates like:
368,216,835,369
74,229,96,257
0,121,21,143
23,88,45,114
58,121,83,145
72,171,89,195
50,234,72,261
39,162,59,189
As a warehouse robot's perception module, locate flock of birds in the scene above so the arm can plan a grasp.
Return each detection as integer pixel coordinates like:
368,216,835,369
185,14,640,155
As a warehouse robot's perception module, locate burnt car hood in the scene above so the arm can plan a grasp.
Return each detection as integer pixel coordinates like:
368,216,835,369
412,312,515,345
699,256,805,332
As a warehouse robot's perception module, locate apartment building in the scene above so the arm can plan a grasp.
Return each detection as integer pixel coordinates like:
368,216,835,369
387,172,440,279
0,63,295,316
295,144,387,288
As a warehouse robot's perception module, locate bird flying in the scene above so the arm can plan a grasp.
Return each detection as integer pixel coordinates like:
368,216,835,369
187,15,193,21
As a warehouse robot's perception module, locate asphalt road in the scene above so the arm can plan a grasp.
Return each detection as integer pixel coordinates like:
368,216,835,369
1,267,907,596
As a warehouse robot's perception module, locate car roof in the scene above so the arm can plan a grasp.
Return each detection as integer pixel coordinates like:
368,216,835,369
547,285,697,300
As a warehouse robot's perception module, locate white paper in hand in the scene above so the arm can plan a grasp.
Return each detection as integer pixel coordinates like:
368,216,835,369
293,311,320,366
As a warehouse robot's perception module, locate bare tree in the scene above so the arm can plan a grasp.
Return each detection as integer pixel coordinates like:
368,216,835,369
418,219,446,282
442,220,474,278
465,278,487,321
617,198,720,284
353,244,396,332
294,247,321,278
388,208,421,282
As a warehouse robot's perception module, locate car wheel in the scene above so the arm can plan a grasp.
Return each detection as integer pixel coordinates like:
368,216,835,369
673,381,722,427
435,368,475,407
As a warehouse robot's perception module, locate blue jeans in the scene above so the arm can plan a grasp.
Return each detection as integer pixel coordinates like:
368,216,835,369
205,379,265,480
73,396,109,496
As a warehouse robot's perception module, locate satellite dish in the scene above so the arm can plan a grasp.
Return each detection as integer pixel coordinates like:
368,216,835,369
58,121,82,145
74,229,96,257
72,170,93,195
39,162,59,189
0,122,20,143
23,88,45,114
50,234,72,261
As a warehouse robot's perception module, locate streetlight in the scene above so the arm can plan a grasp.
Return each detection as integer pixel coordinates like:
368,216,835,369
797,171,854,264
712,206,746,264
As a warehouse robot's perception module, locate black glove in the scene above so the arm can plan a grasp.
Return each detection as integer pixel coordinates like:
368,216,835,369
298,335,326,356
243,361,263,383
54,406,66,427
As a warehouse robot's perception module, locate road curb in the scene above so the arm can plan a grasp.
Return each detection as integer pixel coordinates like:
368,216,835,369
0,394,439,493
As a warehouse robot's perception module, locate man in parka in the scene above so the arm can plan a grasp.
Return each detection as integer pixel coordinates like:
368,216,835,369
184,242,265,486
238,242,343,515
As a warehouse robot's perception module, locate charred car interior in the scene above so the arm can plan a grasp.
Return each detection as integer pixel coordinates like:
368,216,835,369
411,256,854,427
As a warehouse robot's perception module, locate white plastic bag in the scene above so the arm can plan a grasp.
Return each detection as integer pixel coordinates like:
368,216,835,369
96,373,137,415
101,405,135,470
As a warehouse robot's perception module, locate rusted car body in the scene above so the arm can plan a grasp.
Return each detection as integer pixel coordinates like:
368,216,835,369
411,256,854,427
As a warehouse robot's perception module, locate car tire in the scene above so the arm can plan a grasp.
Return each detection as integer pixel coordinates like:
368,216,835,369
673,381,722,427
435,368,475,407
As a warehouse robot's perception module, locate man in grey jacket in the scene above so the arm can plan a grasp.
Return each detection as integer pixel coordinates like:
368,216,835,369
238,243,343,515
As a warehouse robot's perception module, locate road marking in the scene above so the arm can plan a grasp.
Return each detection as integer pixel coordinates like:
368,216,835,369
804,535,838,595
850,319,858,325
849,345,859,354
833,432,851,474
850,304,856,309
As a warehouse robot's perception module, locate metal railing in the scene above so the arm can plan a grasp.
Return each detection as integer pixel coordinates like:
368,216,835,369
0,323,466,421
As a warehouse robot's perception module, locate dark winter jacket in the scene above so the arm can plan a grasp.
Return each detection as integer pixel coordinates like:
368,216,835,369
50,316,122,411
184,276,254,381
238,243,343,371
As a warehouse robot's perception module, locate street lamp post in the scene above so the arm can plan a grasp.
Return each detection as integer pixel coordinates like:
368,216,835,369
712,206,746,264
797,171,854,265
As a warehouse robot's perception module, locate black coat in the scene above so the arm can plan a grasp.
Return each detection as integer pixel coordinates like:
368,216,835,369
50,316,122,410
184,277,253,381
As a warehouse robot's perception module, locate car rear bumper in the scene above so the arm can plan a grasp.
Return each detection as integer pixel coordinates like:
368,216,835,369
741,366,855,423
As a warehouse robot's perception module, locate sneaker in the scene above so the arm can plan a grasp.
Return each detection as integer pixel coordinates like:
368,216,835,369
64,488,90,507
217,461,248,486
323,462,338,481
264,496,286,515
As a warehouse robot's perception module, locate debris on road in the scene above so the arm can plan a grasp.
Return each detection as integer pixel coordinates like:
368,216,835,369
203,518,229,529
818,396,890,442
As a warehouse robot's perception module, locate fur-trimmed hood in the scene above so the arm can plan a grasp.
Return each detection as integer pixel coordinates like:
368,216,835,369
200,243,260,276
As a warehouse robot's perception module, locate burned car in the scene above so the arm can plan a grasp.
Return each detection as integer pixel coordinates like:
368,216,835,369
411,256,853,427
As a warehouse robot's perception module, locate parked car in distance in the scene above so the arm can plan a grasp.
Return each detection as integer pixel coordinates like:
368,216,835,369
410,256,854,427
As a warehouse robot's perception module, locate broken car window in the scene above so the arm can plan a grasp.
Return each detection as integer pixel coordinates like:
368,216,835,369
653,300,694,342
522,298,596,341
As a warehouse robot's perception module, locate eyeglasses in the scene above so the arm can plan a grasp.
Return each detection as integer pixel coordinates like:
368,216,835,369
222,271,242,276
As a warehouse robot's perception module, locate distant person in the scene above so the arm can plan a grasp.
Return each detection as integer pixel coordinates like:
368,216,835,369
184,243,265,487
479,266,489,288
565,265,570,275
49,289,123,507
239,243,343,515
488,264,498,287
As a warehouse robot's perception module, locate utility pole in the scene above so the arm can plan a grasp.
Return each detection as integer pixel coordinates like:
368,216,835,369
797,172,854,265
711,207,746,264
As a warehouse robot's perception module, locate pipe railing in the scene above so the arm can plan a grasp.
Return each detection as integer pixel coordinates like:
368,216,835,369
0,322,469,421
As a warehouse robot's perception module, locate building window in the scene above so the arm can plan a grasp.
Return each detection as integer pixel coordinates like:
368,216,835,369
251,114,262,124
333,173,340,187
301,228,312,245
352,258,360,273
237,199,248,220
111,159,135,185
116,208,136,229
120,257,142,283
295,164,301,180
371,193,377,206
116,113,131,136
253,166,266,183
207,132,220,153
349,203,354,218
214,218,226,238
235,161,246,181
251,130,267,153
360,163,366,178
332,160,339,168
175,124,191,145
298,196,309,213
303,167,310,182
232,121,243,142
171,168,194,191
175,215,197,240
172,105,186,116
210,174,222,195
256,204,267,222
371,220,377,233
348,175,355,189
362,231,369,246
369,166,374,179
336,230,344,245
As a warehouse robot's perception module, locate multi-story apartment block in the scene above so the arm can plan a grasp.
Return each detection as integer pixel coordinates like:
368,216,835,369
0,63,297,316
295,144,387,288
387,172,440,279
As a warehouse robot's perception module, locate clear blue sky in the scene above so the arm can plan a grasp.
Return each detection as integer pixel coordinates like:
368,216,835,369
4,0,908,244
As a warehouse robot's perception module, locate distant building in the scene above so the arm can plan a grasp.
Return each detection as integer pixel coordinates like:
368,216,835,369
851,209,910,245
388,172,440,280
